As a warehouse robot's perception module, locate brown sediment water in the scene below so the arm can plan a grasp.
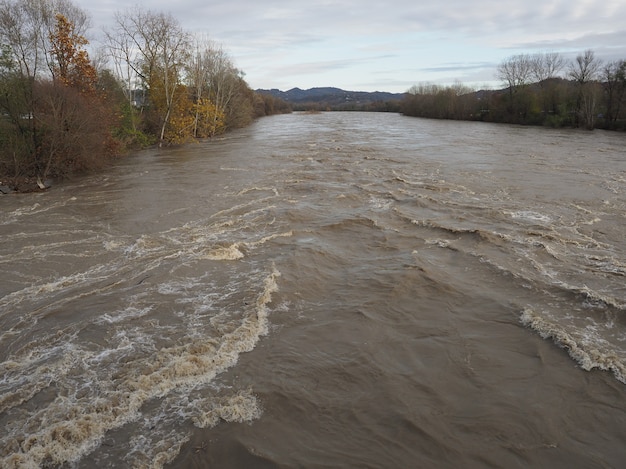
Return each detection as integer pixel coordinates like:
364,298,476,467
1,112,625,468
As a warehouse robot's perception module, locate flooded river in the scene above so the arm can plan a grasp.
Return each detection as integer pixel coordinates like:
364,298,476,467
1,112,625,468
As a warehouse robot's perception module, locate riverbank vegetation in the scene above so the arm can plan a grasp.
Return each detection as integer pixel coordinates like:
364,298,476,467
0,0,289,191
402,51,626,131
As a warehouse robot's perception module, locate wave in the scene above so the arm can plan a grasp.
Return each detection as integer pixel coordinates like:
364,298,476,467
520,308,626,384
0,265,281,468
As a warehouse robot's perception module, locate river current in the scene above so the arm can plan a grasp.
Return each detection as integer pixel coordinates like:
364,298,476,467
1,112,625,468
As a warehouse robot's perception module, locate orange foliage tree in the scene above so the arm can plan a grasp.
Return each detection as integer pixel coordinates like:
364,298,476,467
49,13,97,94
28,12,119,181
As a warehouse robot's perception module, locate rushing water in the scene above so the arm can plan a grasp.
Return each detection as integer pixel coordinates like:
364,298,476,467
1,112,625,468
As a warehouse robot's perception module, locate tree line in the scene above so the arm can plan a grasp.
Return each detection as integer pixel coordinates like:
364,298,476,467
401,50,626,131
0,0,289,190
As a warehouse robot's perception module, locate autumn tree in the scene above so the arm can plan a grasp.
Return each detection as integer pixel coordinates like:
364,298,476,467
49,13,97,92
0,0,89,79
185,37,229,137
207,47,237,127
107,7,192,146
33,12,117,181
0,0,102,184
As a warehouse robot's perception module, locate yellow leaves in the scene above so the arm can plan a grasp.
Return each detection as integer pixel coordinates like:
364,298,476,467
163,96,226,144
149,76,226,144
193,98,226,138
153,86,225,144
49,14,97,94
164,92,195,145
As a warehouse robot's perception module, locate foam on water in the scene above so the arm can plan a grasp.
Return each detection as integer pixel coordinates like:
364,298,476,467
520,308,626,384
96,306,154,324
0,268,280,468
508,210,552,223
2,112,625,468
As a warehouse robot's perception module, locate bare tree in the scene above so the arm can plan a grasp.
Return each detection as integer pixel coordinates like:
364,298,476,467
186,35,219,137
569,50,602,129
531,52,565,83
496,54,534,120
528,52,566,115
104,21,142,123
496,54,533,95
569,49,601,84
602,60,626,127
205,44,240,131
107,7,191,146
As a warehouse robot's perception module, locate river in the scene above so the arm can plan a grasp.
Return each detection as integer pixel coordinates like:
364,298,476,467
1,112,625,468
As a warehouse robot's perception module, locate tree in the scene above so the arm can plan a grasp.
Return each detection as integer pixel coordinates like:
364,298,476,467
496,54,535,121
530,52,566,115
193,98,225,137
104,21,142,129
531,52,565,83
184,36,249,136
0,0,98,183
569,50,601,85
49,13,97,93
497,54,533,94
0,0,89,79
108,7,191,146
568,50,602,129
203,43,241,132
186,36,214,137
223,75,255,128
0,43,34,179
602,60,626,128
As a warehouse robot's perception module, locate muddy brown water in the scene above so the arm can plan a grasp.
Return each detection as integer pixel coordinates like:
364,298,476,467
1,112,625,468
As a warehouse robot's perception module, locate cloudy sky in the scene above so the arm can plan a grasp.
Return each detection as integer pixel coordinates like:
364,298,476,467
78,0,626,93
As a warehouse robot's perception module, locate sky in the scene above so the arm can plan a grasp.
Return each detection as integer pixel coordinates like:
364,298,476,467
77,0,626,93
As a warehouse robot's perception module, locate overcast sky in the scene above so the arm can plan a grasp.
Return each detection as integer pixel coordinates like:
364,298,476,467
78,0,626,93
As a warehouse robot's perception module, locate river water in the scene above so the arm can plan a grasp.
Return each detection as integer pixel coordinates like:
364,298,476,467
1,112,625,468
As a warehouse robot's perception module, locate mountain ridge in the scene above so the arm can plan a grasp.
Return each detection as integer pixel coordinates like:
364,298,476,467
256,87,407,111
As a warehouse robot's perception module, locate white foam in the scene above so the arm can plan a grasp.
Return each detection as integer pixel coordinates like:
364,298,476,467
96,306,153,324
424,238,452,248
369,196,392,210
508,210,552,223
0,266,281,468
191,390,262,428
520,308,626,384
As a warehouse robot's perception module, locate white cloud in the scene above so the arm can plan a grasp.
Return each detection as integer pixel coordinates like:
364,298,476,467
76,0,626,92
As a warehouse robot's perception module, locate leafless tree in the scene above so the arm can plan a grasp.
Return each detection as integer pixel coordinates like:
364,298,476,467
107,7,191,145
186,35,221,137
602,60,626,127
204,44,240,129
496,54,535,120
569,49,601,84
568,50,602,129
104,22,142,122
496,54,533,95
527,52,566,114
531,52,565,83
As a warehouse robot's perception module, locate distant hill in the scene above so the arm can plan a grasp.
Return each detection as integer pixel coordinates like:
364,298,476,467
256,87,407,111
